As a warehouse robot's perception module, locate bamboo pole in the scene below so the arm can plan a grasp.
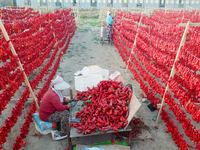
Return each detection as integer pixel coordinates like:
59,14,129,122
157,102,200,108
195,9,197,15
125,14,143,72
156,21,190,123
0,20,39,111
179,22,200,26
149,25,151,46
76,6,79,23
66,119,73,150
181,10,184,23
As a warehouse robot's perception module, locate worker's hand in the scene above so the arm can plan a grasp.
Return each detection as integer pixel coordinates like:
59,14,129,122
67,104,72,108
69,99,76,103
63,96,70,103
70,101,77,107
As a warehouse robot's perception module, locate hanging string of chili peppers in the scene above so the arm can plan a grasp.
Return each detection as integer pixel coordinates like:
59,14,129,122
0,10,72,61
160,107,188,149
0,8,38,21
113,10,200,149
0,10,73,89
0,9,76,149
114,23,200,143
112,36,161,107
0,14,71,114
153,9,200,23
12,34,73,150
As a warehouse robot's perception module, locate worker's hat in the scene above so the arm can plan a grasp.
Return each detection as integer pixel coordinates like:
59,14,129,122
107,11,111,16
51,75,70,90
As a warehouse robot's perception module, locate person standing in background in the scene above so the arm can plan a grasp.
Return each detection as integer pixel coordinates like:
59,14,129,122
106,11,114,39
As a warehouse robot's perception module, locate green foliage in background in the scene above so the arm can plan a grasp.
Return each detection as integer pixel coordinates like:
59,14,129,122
80,14,99,19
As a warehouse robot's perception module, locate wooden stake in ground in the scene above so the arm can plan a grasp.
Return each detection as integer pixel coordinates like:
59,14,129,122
125,13,143,72
181,10,185,23
66,119,73,150
156,21,191,123
0,20,40,111
195,9,198,15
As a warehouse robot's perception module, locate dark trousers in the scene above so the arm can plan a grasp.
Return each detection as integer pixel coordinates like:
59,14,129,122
46,110,69,133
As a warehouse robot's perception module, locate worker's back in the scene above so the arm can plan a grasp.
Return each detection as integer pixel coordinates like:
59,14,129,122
107,15,113,26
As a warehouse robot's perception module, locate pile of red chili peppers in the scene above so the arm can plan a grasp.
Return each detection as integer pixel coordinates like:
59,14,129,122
71,80,132,134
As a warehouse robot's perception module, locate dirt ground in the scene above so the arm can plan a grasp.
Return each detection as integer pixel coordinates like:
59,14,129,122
1,11,183,150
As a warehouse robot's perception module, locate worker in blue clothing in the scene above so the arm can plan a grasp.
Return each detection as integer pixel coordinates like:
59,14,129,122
106,11,114,26
106,11,114,39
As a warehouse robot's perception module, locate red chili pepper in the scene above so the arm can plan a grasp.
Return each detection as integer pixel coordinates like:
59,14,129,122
125,111,129,119
114,110,118,116
77,130,83,134
107,94,113,99
123,106,128,111
154,126,158,129
23,141,27,147
0,145,4,150
115,90,119,99
131,77,135,80
112,127,118,131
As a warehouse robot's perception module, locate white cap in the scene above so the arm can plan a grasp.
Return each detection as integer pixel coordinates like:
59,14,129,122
51,75,70,90
107,11,111,16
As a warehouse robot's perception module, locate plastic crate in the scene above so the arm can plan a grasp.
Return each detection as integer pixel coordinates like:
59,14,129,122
101,26,107,38
89,67,109,80
75,74,103,92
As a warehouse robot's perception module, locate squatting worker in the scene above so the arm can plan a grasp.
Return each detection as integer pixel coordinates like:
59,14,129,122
39,75,77,136
106,11,114,38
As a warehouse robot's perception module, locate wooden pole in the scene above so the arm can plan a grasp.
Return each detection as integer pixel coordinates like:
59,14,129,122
120,12,124,34
156,21,190,123
66,119,73,150
128,119,133,147
157,102,200,108
179,22,200,26
125,14,143,72
181,10,184,23
70,89,73,99
0,20,39,111
149,25,151,46
194,9,197,15
76,6,79,23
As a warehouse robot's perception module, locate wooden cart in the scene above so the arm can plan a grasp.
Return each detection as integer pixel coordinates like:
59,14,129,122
100,25,113,46
66,83,141,150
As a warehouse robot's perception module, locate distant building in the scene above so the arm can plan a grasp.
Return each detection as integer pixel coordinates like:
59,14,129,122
15,0,200,10
0,0,13,7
